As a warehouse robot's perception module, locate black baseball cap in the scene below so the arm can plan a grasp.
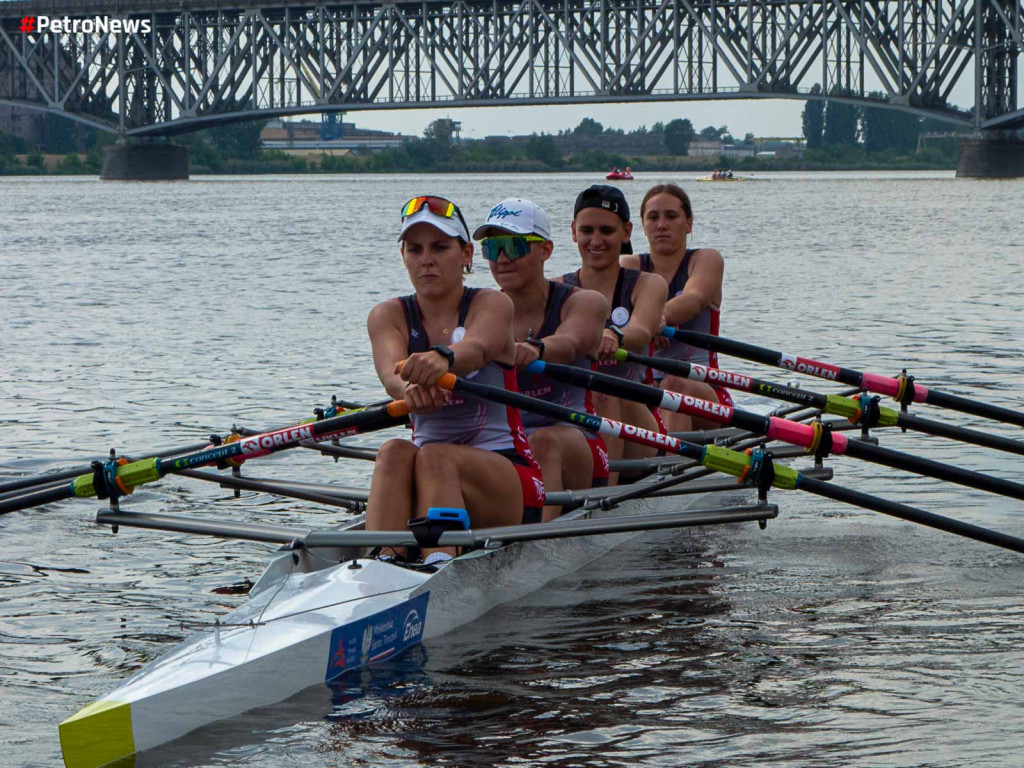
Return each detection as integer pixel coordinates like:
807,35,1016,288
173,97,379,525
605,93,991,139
573,185,630,223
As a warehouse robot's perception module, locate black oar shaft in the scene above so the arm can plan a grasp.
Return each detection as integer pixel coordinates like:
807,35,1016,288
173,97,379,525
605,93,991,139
842,439,1024,501
799,476,1024,554
0,483,74,515
898,412,1024,457
924,389,1024,429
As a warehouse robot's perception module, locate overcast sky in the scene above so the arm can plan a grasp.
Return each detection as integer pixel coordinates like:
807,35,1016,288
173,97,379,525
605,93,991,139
347,98,807,140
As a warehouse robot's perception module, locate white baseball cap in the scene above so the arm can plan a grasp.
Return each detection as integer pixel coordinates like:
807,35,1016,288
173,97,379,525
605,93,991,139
472,198,552,240
398,197,470,242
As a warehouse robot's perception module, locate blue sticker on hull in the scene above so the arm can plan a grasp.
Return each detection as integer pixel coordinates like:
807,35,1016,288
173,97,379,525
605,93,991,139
325,592,429,681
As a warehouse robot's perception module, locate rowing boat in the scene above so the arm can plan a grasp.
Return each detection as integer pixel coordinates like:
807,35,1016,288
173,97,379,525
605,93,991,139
38,340,1024,767
57,461,783,768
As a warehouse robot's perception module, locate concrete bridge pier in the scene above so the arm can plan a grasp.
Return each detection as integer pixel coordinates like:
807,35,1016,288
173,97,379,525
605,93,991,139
101,142,189,181
956,132,1024,178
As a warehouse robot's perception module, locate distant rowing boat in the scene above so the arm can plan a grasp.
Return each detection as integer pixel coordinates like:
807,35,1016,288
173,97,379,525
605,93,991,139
697,175,751,182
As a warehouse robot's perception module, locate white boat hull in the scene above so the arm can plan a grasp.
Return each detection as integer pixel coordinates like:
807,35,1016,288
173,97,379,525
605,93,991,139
59,487,737,767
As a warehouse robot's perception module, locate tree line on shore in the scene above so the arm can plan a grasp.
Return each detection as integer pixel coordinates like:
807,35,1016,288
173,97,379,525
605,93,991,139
1,85,968,175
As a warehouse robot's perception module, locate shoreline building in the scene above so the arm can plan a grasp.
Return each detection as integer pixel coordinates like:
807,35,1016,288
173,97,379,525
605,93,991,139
261,117,413,157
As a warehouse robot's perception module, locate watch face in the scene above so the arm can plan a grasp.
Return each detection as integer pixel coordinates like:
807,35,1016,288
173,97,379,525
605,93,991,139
611,307,630,326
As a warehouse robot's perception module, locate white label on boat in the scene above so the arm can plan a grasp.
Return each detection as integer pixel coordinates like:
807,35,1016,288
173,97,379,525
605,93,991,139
779,353,798,371
451,326,466,343
611,306,630,326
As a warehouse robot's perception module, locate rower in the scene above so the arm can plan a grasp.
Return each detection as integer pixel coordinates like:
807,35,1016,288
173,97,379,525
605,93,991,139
558,185,668,484
475,197,610,520
364,195,544,567
621,182,731,432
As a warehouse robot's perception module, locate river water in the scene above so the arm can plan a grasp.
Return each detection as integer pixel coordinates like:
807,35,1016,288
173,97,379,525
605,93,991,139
1,171,1022,767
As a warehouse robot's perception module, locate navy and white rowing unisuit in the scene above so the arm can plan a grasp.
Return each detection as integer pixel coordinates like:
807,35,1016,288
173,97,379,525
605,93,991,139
515,281,595,433
561,268,646,382
639,251,733,405
399,287,530,453
639,250,719,366
514,281,610,488
399,287,544,522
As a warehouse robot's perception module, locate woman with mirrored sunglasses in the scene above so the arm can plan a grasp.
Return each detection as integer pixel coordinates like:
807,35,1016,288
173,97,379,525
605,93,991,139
557,185,669,484
364,195,544,567
475,197,611,521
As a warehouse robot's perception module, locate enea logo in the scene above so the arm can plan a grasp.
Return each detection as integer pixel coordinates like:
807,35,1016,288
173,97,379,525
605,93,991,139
21,15,153,34
402,609,424,643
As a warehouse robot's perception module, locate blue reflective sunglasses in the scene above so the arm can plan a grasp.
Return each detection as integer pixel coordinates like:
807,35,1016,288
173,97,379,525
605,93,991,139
480,235,547,262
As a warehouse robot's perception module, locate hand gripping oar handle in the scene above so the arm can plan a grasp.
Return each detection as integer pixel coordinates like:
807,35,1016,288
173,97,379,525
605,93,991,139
0,401,410,516
662,327,1024,428
526,360,1024,502
616,349,1024,458
433,373,1024,555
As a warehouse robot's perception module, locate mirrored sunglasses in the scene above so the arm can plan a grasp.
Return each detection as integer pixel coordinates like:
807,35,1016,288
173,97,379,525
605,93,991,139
481,235,547,262
401,195,456,219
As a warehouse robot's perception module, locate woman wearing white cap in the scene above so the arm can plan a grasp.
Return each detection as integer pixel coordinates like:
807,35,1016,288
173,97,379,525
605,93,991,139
476,197,611,520
364,196,544,566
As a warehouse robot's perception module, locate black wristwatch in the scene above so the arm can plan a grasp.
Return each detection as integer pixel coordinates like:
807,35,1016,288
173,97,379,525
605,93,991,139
525,336,546,360
605,324,624,345
430,344,455,370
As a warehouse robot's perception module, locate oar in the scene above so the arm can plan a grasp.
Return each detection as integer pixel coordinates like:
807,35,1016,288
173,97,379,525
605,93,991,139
616,349,1024,457
0,395,385,497
231,426,380,462
0,402,410,516
661,327,1024,428
433,372,1024,555
525,360,1024,502
0,441,212,496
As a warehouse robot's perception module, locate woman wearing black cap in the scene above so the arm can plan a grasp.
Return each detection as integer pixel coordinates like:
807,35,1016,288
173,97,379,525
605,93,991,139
557,185,668,484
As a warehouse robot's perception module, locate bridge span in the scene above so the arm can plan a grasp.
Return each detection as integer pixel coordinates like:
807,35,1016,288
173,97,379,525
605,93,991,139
1,0,1021,176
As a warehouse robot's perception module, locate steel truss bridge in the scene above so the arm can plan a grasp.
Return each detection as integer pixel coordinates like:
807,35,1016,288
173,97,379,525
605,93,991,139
0,0,1021,137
